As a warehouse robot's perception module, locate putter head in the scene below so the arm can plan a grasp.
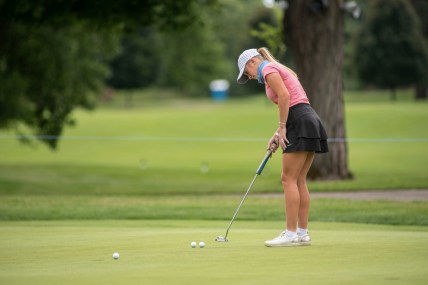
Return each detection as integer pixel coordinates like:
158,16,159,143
215,236,228,242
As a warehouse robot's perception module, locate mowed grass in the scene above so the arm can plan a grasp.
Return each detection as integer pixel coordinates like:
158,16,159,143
0,91,427,195
1,194,427,225
0,220,427,285
0,90,427,225
0,90,428,285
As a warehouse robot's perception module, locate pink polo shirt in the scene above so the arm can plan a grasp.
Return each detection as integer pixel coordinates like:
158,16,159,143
262,62,309,107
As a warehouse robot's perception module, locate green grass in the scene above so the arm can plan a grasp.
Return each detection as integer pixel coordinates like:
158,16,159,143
0,195,427,225
0,90,427,224
0,91,427,196
1,90,427,284
1,220,427,285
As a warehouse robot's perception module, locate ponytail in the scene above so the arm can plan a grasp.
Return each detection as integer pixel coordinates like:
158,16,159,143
257,47,298,78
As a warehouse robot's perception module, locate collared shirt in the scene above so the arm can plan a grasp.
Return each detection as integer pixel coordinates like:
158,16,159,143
262,62,310,107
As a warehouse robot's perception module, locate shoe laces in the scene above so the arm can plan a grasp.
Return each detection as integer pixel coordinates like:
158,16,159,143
279,230,300,240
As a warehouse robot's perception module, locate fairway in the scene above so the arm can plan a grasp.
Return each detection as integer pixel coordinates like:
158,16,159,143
1,220,427,285
0,93,427,284
0,94,427,195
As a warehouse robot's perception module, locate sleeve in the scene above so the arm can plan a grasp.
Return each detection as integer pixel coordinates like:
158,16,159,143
262,64,280,82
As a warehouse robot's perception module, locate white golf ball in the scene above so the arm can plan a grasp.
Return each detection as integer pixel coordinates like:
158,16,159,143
200,162,209,174
199,241,205,248
191,241,197,248
112,252,120,260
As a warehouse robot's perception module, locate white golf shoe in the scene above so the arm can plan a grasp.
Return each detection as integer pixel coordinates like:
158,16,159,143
298,233,311,246
264,231,300,247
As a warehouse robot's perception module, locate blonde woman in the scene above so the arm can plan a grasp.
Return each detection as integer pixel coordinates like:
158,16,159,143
237,48,328,247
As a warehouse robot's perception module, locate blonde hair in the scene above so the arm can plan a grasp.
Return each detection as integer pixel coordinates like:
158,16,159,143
257,47,298,78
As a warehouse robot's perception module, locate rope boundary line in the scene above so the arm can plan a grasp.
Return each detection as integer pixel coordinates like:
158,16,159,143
1,134,428,143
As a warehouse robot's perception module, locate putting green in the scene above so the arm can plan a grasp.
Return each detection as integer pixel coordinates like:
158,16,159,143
0,220,427,285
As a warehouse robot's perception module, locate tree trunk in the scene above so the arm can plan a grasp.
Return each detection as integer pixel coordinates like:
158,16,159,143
283,0,352,180
415,83,427,100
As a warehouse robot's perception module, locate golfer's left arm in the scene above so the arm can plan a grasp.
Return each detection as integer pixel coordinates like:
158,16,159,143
266,72,290,150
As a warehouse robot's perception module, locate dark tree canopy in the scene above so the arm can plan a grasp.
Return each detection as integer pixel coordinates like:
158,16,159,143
0,0,219,149
354,0,428,97
0,0,219,30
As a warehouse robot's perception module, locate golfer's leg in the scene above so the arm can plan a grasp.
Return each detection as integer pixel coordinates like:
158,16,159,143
297,152,315,229
282,152,308,232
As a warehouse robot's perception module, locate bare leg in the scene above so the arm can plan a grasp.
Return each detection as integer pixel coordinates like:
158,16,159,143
296,152,315,230
282,152,309,232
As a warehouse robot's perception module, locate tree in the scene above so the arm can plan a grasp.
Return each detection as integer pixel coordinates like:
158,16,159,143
410,0,428,100
0,0,219,149
354,0,428,100
107,28,163,89
250,5,286,62
156,16,231,97
0,0,219,31
212,0,280,97
107,4,231,97
283,0,352,180
0,22,120,149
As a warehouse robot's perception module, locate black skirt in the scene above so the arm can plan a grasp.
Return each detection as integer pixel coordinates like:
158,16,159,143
284,103,329,153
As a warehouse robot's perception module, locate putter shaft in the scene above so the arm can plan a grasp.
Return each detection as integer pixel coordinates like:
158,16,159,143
216,149,273,242
221,173,258,241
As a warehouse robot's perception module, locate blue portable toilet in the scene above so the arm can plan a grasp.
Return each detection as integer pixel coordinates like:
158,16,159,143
210,79,230,101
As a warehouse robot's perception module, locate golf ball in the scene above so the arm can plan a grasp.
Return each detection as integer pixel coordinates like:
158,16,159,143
200,162,209,174
112,252,120,260
191,241,197,248
199,241,205,248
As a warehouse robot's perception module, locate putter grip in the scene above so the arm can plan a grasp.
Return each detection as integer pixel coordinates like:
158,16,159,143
256,150,272,175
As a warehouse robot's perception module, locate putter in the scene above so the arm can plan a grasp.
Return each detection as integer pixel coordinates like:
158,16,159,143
215,145,279,243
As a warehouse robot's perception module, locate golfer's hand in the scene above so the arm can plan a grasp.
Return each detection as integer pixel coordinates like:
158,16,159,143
278,126,289,150
267,133,280,153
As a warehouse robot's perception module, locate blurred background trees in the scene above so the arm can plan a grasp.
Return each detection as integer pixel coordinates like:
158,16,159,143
0,0,221,149
1,0,427,179
410,0,428,100
354,0,428,100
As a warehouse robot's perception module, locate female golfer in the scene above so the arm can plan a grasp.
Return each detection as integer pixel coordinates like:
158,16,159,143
237,48,328,247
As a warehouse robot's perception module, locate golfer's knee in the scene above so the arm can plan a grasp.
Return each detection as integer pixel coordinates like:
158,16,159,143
281,172,297,186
